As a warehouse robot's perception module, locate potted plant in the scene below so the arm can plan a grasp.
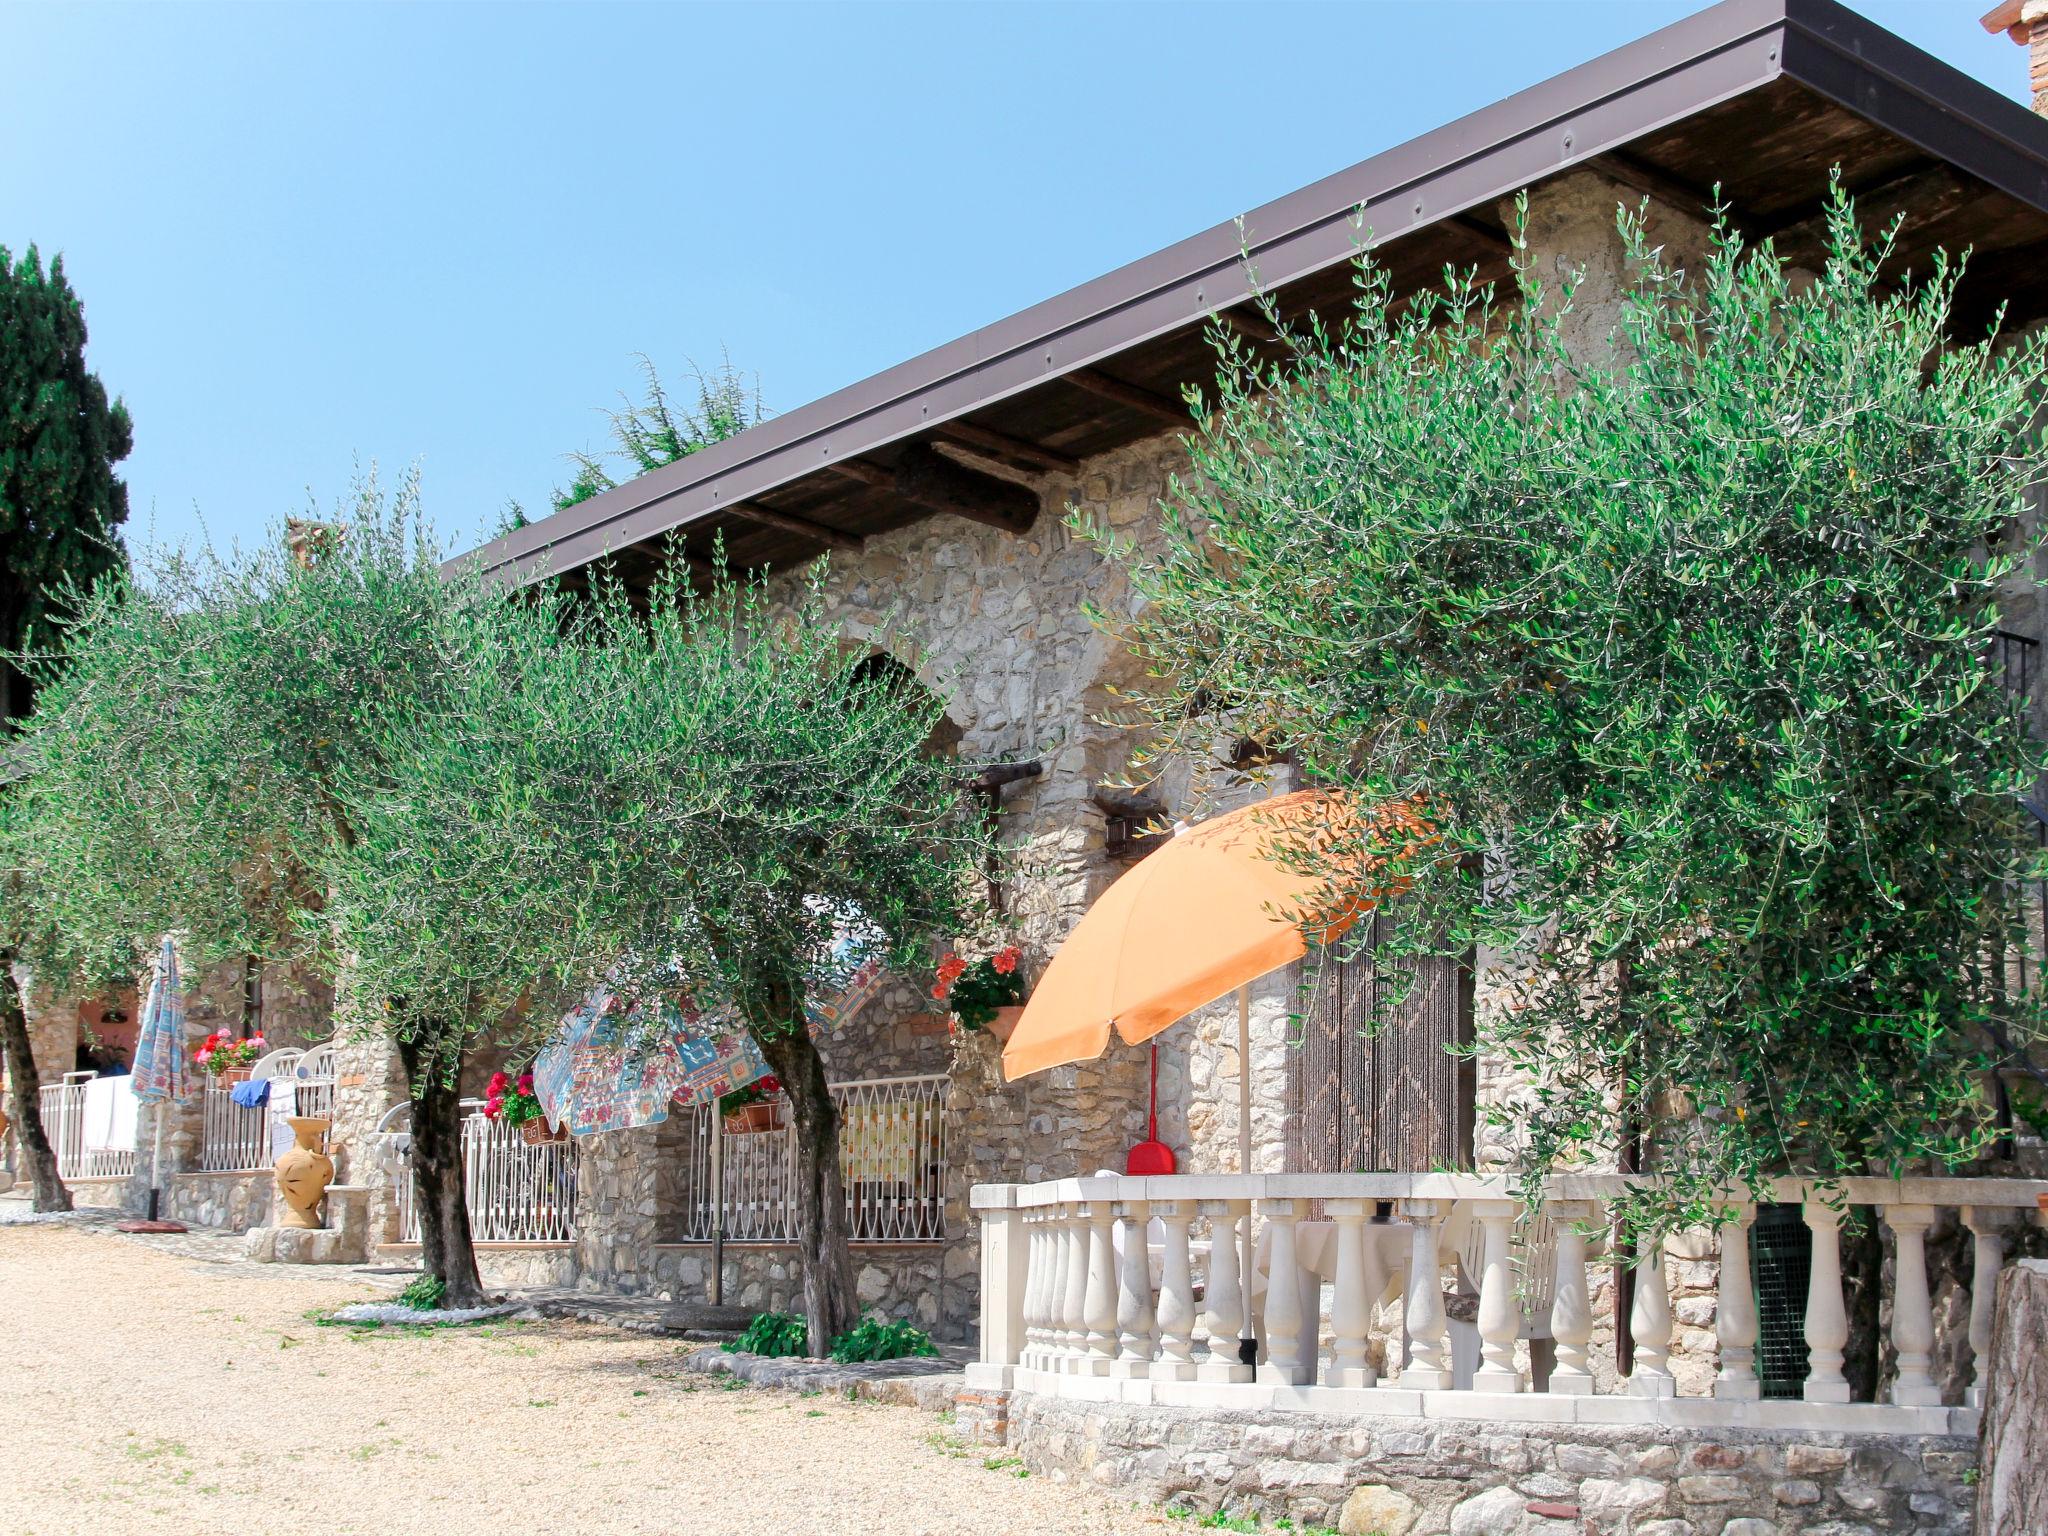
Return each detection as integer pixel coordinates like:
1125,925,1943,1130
934,946,1027,1041
720,1075,785,1134
193,1030,265,1083
485,1069,565,1145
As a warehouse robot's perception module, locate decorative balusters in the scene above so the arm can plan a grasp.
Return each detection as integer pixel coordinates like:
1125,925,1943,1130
1965,1206,2007,1411
1197,1199,1253,1382
979,1176,2043,1424
1153,1202,1198,1381
1022,1212,1049,1368
1543,1200,1596,1394
1114,1200,1156,1377
1626,1242,1675,1397
1082,1199,1119,1374
1398,1198,1453,1390
1886,1204,1941,1407
1327,1200,1377,1388
1713,1203,1760,1401
1801,1201,1851,1404
1470,1200,1522,1393
1256,1199,1306,1384
1060,1207,1088,1369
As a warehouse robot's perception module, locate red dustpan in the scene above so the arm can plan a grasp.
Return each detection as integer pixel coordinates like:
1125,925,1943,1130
1126,1041,1177,1174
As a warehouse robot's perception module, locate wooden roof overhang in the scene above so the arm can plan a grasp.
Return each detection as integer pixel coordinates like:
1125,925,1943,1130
459,0,2048,597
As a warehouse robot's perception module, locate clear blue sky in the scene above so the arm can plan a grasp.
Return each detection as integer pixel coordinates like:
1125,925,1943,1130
4,2,2029,563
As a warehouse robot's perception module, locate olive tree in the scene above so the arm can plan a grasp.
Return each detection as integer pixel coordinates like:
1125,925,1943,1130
1090,186,2048,1240
17,475,519,1300
334,555,988,1343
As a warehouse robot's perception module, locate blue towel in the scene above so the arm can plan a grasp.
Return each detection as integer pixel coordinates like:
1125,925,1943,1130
229,1077,271,1109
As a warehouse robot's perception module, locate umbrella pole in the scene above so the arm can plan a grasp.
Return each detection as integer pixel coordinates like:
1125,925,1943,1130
1237,982,1257,1364
147,1105,165,1223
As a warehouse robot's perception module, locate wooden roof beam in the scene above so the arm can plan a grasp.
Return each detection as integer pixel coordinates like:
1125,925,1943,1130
1751,163,1971,250
721,498,864,552
1592,148,1721,220
1065,367,1191,428
933,420,1079,473
824,445,1041,533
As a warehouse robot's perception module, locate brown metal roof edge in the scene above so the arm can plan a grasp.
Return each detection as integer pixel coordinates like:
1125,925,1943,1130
459,0,2048,586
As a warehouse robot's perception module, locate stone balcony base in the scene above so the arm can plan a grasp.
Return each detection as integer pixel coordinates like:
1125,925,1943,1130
956,1388,1975,1535
969,1362,1979,1440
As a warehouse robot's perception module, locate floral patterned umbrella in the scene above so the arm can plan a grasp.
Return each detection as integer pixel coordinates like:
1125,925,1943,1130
129,935,194,1106
129,935,196,1223
532,960,887,1138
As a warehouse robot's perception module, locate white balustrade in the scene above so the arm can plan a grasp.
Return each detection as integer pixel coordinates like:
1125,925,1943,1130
1886,1204,1940,1407
1546,1199,1596,1394
1471,1199,1521,1393
1713,1202,1760,1401
1114,1199,1155,1377
1802,1201,1851,1404
967,1171,2045,1437
1060,1205,1088,1368
1257,1198,1306,1385
1082,1200,1119,1373
1964,1206,2007,1411
1399,1197,1453,1390
1197,1199,1253,1383
1153,1202,1198,1381
1327,1199,1379,1388
1627,1243,1675,1397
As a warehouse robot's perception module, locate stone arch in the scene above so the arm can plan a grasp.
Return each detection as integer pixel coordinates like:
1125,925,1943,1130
846,645,965,759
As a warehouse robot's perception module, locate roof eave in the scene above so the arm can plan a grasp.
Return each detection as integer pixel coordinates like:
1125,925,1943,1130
461,0,2048,587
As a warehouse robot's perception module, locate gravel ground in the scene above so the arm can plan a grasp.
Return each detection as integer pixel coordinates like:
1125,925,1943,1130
1,1223,1171,1536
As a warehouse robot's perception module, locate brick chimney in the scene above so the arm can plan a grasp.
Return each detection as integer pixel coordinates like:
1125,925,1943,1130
1983,0,2048,114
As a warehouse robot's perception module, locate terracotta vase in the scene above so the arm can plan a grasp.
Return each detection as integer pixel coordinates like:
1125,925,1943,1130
273,1115,334,1230
221,1067,254,1085
985,1005,1026,1044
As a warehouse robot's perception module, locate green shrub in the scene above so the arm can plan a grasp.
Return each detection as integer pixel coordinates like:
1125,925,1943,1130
397,1275,446,1312
728,1311,808,1358
827,1314,938,1363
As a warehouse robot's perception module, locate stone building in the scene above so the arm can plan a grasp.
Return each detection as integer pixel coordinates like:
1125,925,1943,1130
9,3,2048,1527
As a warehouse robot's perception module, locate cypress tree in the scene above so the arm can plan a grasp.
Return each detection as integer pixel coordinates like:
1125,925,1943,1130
1,244,132,723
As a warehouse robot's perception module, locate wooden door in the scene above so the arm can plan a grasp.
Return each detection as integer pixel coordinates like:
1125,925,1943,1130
1288,912,1474,1173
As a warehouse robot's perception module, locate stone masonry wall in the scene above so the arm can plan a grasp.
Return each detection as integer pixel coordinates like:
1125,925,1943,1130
967,1393,1974,1536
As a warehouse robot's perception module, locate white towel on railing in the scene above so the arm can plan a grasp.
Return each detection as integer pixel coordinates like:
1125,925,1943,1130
81,1075,140,1152
268,1080,298,1161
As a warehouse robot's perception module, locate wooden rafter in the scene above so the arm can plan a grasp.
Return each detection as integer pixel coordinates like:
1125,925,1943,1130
721,498,864,552
1065,367,1190,427
933,421,1079,473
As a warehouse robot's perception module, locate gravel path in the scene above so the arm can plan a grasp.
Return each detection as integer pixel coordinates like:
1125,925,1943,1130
1,1222,1170,1536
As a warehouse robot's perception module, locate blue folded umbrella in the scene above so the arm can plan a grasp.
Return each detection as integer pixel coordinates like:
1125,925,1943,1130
228,1077,271,1110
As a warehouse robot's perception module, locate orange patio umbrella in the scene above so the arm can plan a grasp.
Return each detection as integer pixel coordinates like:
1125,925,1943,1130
1002,788,1428,1170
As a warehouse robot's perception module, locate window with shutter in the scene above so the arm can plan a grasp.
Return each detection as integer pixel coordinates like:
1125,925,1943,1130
1287,912,1474,1173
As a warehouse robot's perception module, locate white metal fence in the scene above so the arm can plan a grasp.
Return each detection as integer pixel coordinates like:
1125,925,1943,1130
36,1074,138,1181
397,1105,579,1244
680,1073,948,1245
198,1044,338,1173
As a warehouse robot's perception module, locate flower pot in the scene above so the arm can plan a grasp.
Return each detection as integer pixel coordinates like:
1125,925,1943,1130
724,1101,782,1135
984,1005,1026,1044
221,1067,253,1085
521,1117,568,1147
273,1116,335,1230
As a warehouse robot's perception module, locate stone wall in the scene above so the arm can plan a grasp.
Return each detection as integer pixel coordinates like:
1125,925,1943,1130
164,1169,273,1233
962,1392,1974,1536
